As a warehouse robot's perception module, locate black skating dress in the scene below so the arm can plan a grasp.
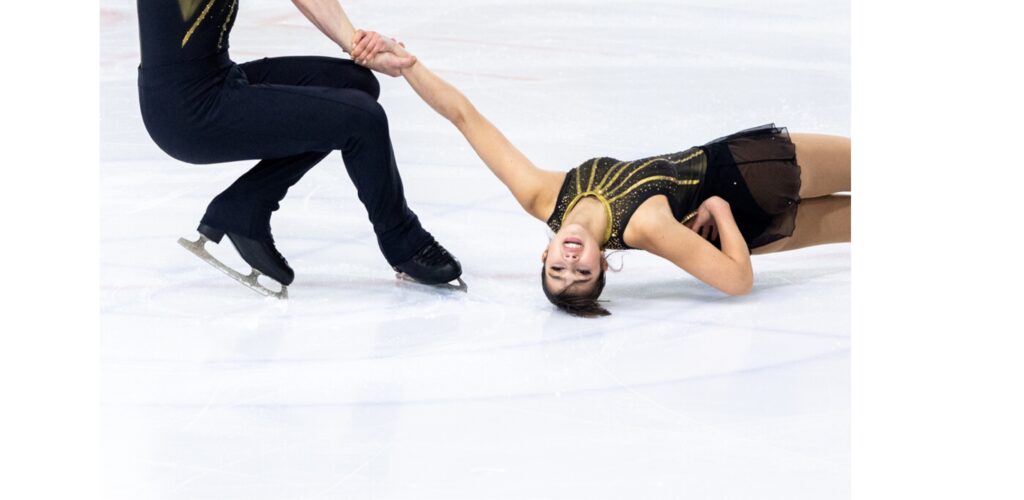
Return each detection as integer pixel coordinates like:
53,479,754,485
546,124,801,250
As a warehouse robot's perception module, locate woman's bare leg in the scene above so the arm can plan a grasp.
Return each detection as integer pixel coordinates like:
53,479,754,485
751,194,850,254
790,133,851,198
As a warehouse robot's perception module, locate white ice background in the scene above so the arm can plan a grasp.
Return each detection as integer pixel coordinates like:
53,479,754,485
100,0,850,498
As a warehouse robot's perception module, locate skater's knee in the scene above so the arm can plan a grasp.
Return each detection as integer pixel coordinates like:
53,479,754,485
331,61,380,99
355,98,390,132
332,98,390,147
354,68,380,100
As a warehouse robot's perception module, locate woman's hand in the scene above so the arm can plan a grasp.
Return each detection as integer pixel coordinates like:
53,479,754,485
688,196,731,242
351,30,416,76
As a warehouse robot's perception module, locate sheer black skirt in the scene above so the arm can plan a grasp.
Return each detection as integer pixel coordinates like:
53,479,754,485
700,123,802,249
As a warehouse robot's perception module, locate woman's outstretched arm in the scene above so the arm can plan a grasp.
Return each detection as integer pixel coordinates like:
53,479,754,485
372,39,563,220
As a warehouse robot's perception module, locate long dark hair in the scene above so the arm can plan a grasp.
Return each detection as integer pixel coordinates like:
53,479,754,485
540,266,610,317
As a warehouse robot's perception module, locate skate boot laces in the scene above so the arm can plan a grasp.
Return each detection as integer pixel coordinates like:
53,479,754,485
415,241,453,266
266,236,290,266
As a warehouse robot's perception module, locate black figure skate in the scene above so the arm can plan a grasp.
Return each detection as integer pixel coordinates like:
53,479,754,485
393,239,467,292
177,223,292,299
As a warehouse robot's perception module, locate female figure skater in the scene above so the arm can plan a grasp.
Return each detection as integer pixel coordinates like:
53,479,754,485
136,0,461,298
352,33,850,317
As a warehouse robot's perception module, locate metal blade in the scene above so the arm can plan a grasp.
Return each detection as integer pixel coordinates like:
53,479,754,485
178,235,288,300
395,272,468,293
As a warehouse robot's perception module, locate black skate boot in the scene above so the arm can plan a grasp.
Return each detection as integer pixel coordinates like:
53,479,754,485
198,223,295,286
393,239,464,289
177,223,293,299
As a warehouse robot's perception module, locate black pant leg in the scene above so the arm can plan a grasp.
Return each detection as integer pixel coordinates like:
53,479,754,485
189,62,432,266
332,105,432,266
200,151,329,240
238,56,380,99
200,57,376,240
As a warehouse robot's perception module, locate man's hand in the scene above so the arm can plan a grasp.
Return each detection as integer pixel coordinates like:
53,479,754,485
351,29,416,77
350,30,386,63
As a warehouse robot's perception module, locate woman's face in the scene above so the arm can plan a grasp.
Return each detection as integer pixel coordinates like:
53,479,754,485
542,223,607,295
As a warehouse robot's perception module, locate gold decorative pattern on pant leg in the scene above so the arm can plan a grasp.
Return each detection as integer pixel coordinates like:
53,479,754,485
181,0,217,48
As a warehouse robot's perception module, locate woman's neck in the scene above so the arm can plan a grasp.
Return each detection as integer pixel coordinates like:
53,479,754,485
563,196,609,242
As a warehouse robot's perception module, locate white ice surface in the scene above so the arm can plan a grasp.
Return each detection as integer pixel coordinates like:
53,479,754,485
100,1,850,498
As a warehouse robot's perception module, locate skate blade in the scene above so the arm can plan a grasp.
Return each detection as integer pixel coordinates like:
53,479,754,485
395,272,468,293
178,235,289,300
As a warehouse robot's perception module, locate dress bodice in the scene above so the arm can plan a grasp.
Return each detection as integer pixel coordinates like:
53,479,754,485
546,148,708,249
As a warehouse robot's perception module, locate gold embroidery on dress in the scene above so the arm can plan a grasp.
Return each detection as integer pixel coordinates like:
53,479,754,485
593,159,638,196
586,158,600,192
550,148,707,249
575,163,582,195
603,150,704,198
594,160,629,192
181,0,217,48
601,158,662,197
607,176,700,203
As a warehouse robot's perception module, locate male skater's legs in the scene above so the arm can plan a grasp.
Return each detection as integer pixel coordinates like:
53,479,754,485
142,56,459,288
138,1,461,295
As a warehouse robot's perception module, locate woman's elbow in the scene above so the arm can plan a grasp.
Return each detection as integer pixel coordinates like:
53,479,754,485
449,107,467,128
731,281,754,296
720,285,749,296
450,100,476,127
722,273,753,296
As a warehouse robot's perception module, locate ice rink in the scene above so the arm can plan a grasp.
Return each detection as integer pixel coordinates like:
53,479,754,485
100,0,850,498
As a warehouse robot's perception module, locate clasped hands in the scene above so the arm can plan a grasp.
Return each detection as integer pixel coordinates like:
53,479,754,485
686,196,731,243
349,29,416,77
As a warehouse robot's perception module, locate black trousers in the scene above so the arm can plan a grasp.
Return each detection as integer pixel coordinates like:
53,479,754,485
138,54,432,266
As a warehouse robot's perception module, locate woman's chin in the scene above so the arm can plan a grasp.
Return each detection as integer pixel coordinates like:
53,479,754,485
559,223,590,239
